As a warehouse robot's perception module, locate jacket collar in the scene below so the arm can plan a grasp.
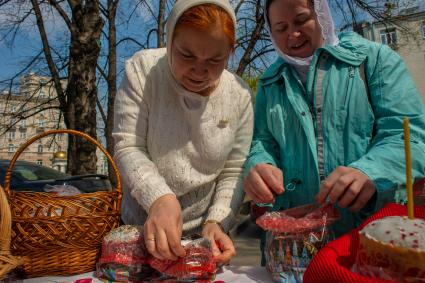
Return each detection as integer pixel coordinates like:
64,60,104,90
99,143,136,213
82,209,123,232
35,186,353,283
260,32,368,85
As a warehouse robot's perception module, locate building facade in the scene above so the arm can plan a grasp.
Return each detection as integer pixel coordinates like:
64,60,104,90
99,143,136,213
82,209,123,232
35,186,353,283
0,73,108,174
0,73,68,168
355,8,425,101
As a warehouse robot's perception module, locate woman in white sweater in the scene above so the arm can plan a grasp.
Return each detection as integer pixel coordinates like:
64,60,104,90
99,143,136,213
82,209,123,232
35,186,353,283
112,0,253,263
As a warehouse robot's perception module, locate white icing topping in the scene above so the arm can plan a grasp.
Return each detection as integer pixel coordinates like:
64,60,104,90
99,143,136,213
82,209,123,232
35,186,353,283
360,216,425,250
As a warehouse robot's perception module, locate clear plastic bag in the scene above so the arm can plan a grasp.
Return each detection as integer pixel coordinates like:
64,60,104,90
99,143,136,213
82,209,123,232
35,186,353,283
43,184,82,196
96,226,216,282
149,237,216,282
96,225,157,282
257,203,340,283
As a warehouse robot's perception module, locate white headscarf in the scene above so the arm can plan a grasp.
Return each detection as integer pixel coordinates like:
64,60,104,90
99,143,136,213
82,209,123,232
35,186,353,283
165,0,236,69
264,0,339,67
163,0,237,109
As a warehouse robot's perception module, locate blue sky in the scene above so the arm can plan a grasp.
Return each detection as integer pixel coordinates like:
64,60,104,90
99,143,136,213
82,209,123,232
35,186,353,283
0,0,161,88
0,0,423,86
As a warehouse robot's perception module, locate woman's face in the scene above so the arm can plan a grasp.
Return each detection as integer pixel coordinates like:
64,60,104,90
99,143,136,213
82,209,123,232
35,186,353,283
171,25,231,95
268,0,324,58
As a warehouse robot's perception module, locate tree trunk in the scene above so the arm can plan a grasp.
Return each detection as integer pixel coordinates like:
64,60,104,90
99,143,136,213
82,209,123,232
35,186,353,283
157,0,166,48
106,0,119,183
66,0,104,175
236,0,265,76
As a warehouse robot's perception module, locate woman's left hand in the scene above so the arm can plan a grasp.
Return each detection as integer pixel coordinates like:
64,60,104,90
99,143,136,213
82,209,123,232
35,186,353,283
202,222,236,264
316,166,376,212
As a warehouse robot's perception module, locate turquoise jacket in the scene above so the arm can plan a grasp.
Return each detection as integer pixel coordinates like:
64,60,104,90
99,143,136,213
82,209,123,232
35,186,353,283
245,32,425,236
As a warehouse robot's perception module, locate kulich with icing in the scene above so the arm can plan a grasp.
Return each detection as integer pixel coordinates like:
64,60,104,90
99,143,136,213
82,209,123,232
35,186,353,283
357,216,425,280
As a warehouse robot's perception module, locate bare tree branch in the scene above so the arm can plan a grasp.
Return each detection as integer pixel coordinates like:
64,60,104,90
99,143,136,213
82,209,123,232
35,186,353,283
48,0,71,30
31,0,66,110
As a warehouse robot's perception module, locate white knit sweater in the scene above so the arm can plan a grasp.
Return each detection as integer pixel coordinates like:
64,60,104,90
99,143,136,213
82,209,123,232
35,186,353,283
112,48,253,232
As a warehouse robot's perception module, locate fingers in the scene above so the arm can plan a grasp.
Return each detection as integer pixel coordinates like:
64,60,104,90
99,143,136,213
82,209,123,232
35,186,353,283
243,164,284,203
328,173,355,204
213,235,236,264
316,166,376,212
165,225,186,258
210,238,221,257
202,224,236,264
244,178,274,203
244,169,274,203
144,221,161,258
144,219,185,260
261,166,284,195
316,167,344,203
337,179,364,208
155,229,178,260
349,181,376,212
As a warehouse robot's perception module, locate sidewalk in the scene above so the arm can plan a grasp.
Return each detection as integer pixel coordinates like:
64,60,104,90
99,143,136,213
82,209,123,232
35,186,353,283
229,213,262,266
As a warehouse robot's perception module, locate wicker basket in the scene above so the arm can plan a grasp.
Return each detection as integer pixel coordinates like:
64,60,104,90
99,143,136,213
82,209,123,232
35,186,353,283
2,129,122,278
0,185,24,280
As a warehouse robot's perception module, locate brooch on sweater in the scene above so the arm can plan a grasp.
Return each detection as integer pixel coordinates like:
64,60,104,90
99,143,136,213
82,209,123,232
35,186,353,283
217,119,229,128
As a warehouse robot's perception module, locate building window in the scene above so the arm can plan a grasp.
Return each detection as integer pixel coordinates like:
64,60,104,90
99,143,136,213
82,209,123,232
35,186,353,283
21,119,26,128
20,131,27,139
36,160,43,165
38,117,45,128
11,106,16,113
37,144,43,153
7,131,15,140
422,21,425,39
8,144,14,153
39,90,46,98
380,28,397,45
10,117,17,126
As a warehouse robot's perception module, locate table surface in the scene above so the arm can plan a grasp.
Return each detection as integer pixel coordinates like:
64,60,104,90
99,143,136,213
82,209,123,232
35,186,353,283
18,266,273,283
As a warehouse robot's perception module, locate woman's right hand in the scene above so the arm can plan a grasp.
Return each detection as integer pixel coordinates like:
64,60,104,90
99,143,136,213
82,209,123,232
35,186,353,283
144,194,186,260
243,163,284,203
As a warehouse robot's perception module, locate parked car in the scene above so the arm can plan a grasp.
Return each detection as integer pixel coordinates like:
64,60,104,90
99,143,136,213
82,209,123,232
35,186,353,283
0,159,112,193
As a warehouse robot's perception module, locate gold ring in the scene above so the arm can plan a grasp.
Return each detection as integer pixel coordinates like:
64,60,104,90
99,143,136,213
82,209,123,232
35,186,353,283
146,238,155,241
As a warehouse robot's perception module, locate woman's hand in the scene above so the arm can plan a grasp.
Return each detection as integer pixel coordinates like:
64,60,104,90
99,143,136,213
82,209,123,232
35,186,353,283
202,222,236,264
316,166,376,211
144,194,186,260
243,163,284,203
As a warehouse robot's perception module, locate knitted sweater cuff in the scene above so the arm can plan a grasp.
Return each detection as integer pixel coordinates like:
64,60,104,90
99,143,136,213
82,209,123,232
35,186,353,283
131,186,176,213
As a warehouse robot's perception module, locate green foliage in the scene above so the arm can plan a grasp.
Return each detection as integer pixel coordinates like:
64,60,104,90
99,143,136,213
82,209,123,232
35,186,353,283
243,75,260,102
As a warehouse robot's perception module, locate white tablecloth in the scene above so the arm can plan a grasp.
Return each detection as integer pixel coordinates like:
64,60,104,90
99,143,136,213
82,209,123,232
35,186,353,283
19,266,273,283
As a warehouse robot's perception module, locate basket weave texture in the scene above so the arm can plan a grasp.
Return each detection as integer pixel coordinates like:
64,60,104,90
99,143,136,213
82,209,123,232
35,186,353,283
2,129,122,278
0,185,24,280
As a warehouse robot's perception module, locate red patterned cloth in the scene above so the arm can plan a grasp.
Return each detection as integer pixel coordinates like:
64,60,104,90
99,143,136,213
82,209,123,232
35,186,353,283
304,203,425,283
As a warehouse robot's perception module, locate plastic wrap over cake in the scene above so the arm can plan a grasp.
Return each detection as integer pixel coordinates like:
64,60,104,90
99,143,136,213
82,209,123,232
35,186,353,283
257,203,340,283
96,225,157,282
149,237,216,282
96,226,216,282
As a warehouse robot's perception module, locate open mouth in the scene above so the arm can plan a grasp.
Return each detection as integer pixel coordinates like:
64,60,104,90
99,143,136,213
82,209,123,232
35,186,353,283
291,40,308,50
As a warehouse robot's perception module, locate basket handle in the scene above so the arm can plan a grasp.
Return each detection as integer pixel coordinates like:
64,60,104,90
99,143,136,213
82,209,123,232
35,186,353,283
3,129,122,196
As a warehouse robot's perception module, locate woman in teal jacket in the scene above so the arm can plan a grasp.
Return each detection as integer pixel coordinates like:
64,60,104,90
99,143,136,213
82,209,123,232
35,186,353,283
244,0,425,238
